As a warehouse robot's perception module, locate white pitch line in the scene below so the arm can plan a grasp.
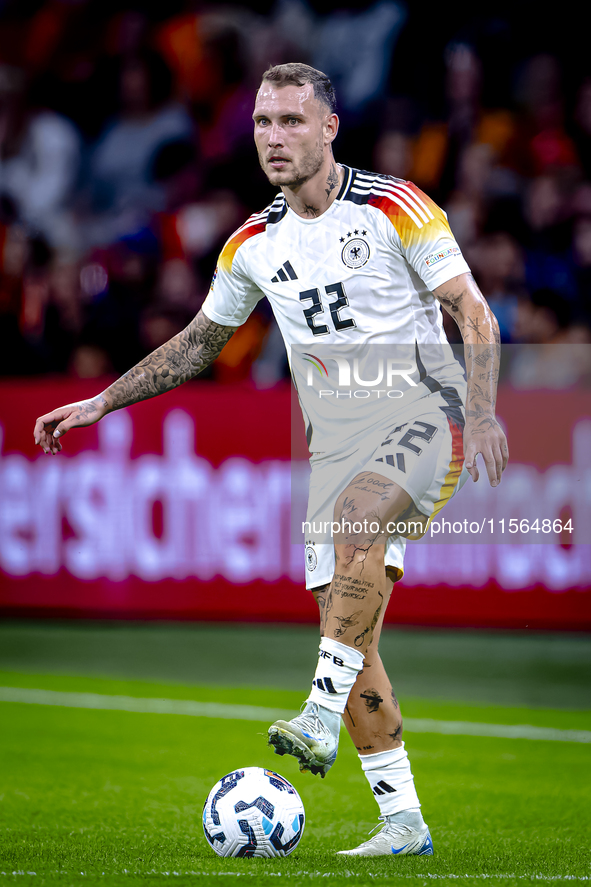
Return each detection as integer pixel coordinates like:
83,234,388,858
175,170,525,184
402,718,591,744
1,687,590,744
0,686,290,722
1,872,590,881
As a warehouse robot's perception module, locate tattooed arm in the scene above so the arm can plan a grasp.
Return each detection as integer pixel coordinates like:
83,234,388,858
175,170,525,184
433,272,509,486
34,310,235,454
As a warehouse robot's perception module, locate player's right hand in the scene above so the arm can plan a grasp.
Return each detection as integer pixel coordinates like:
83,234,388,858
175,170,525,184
34,396,108,455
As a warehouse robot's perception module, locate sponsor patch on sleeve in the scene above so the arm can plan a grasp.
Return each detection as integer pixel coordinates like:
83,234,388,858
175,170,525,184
424,246,461,267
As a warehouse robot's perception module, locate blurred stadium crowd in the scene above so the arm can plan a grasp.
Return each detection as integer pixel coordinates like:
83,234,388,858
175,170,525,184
0,0,590,385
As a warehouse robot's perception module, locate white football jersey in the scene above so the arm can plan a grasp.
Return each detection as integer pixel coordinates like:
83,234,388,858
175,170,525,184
202,165,470,455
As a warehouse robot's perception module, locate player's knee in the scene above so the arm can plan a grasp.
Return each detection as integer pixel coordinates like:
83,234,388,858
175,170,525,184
332,497,389,552
334,538,385,572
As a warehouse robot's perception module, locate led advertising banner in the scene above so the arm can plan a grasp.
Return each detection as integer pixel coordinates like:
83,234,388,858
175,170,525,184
1,377,589,629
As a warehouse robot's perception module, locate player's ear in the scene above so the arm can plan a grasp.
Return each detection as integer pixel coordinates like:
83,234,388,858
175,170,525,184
324,113,339,145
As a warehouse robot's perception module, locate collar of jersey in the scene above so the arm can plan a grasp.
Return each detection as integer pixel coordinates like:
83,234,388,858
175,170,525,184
284,164,352,224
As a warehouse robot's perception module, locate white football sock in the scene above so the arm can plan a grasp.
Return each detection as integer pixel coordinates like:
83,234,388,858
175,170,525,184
360,743,422,817
307,637,364,714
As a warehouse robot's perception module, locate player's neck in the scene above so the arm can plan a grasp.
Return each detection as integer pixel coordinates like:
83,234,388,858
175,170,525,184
282,158,343,219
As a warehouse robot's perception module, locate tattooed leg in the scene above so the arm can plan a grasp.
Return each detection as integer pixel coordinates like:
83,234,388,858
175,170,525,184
341,585,405,754
312,573,403,753
323,473,413,656
344,655,403,753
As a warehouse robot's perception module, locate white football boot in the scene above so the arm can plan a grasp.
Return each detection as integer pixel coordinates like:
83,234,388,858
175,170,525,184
337,814,434,857
268,701,340,777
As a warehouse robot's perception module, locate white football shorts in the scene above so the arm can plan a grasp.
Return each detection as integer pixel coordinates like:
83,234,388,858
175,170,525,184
303,387,469,589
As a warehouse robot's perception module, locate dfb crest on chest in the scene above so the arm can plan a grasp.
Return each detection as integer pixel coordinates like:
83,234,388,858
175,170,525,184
339,230,370,269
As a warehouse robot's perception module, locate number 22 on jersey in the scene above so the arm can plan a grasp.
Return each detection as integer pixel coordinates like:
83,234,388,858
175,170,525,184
299,281,356,336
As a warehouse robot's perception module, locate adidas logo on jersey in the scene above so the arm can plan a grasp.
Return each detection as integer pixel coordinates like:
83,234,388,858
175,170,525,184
372,780,397,796
271,261,298,282
376,453,406,473
312,677,338,694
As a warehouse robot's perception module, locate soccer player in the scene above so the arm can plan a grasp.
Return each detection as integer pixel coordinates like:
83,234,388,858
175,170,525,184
34,63,508,857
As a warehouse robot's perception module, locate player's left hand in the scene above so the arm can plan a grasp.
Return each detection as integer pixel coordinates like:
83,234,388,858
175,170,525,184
463,420,508,486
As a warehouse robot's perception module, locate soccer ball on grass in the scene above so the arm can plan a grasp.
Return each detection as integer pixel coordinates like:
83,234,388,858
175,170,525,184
203,767,305,858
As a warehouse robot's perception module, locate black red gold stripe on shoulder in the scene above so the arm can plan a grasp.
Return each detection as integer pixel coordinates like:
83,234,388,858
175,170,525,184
218,196,286,273
219,217,267,273
344,169,439,232
367,180,436,230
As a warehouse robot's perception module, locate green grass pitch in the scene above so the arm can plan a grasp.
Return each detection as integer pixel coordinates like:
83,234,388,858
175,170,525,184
1,622,590,887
